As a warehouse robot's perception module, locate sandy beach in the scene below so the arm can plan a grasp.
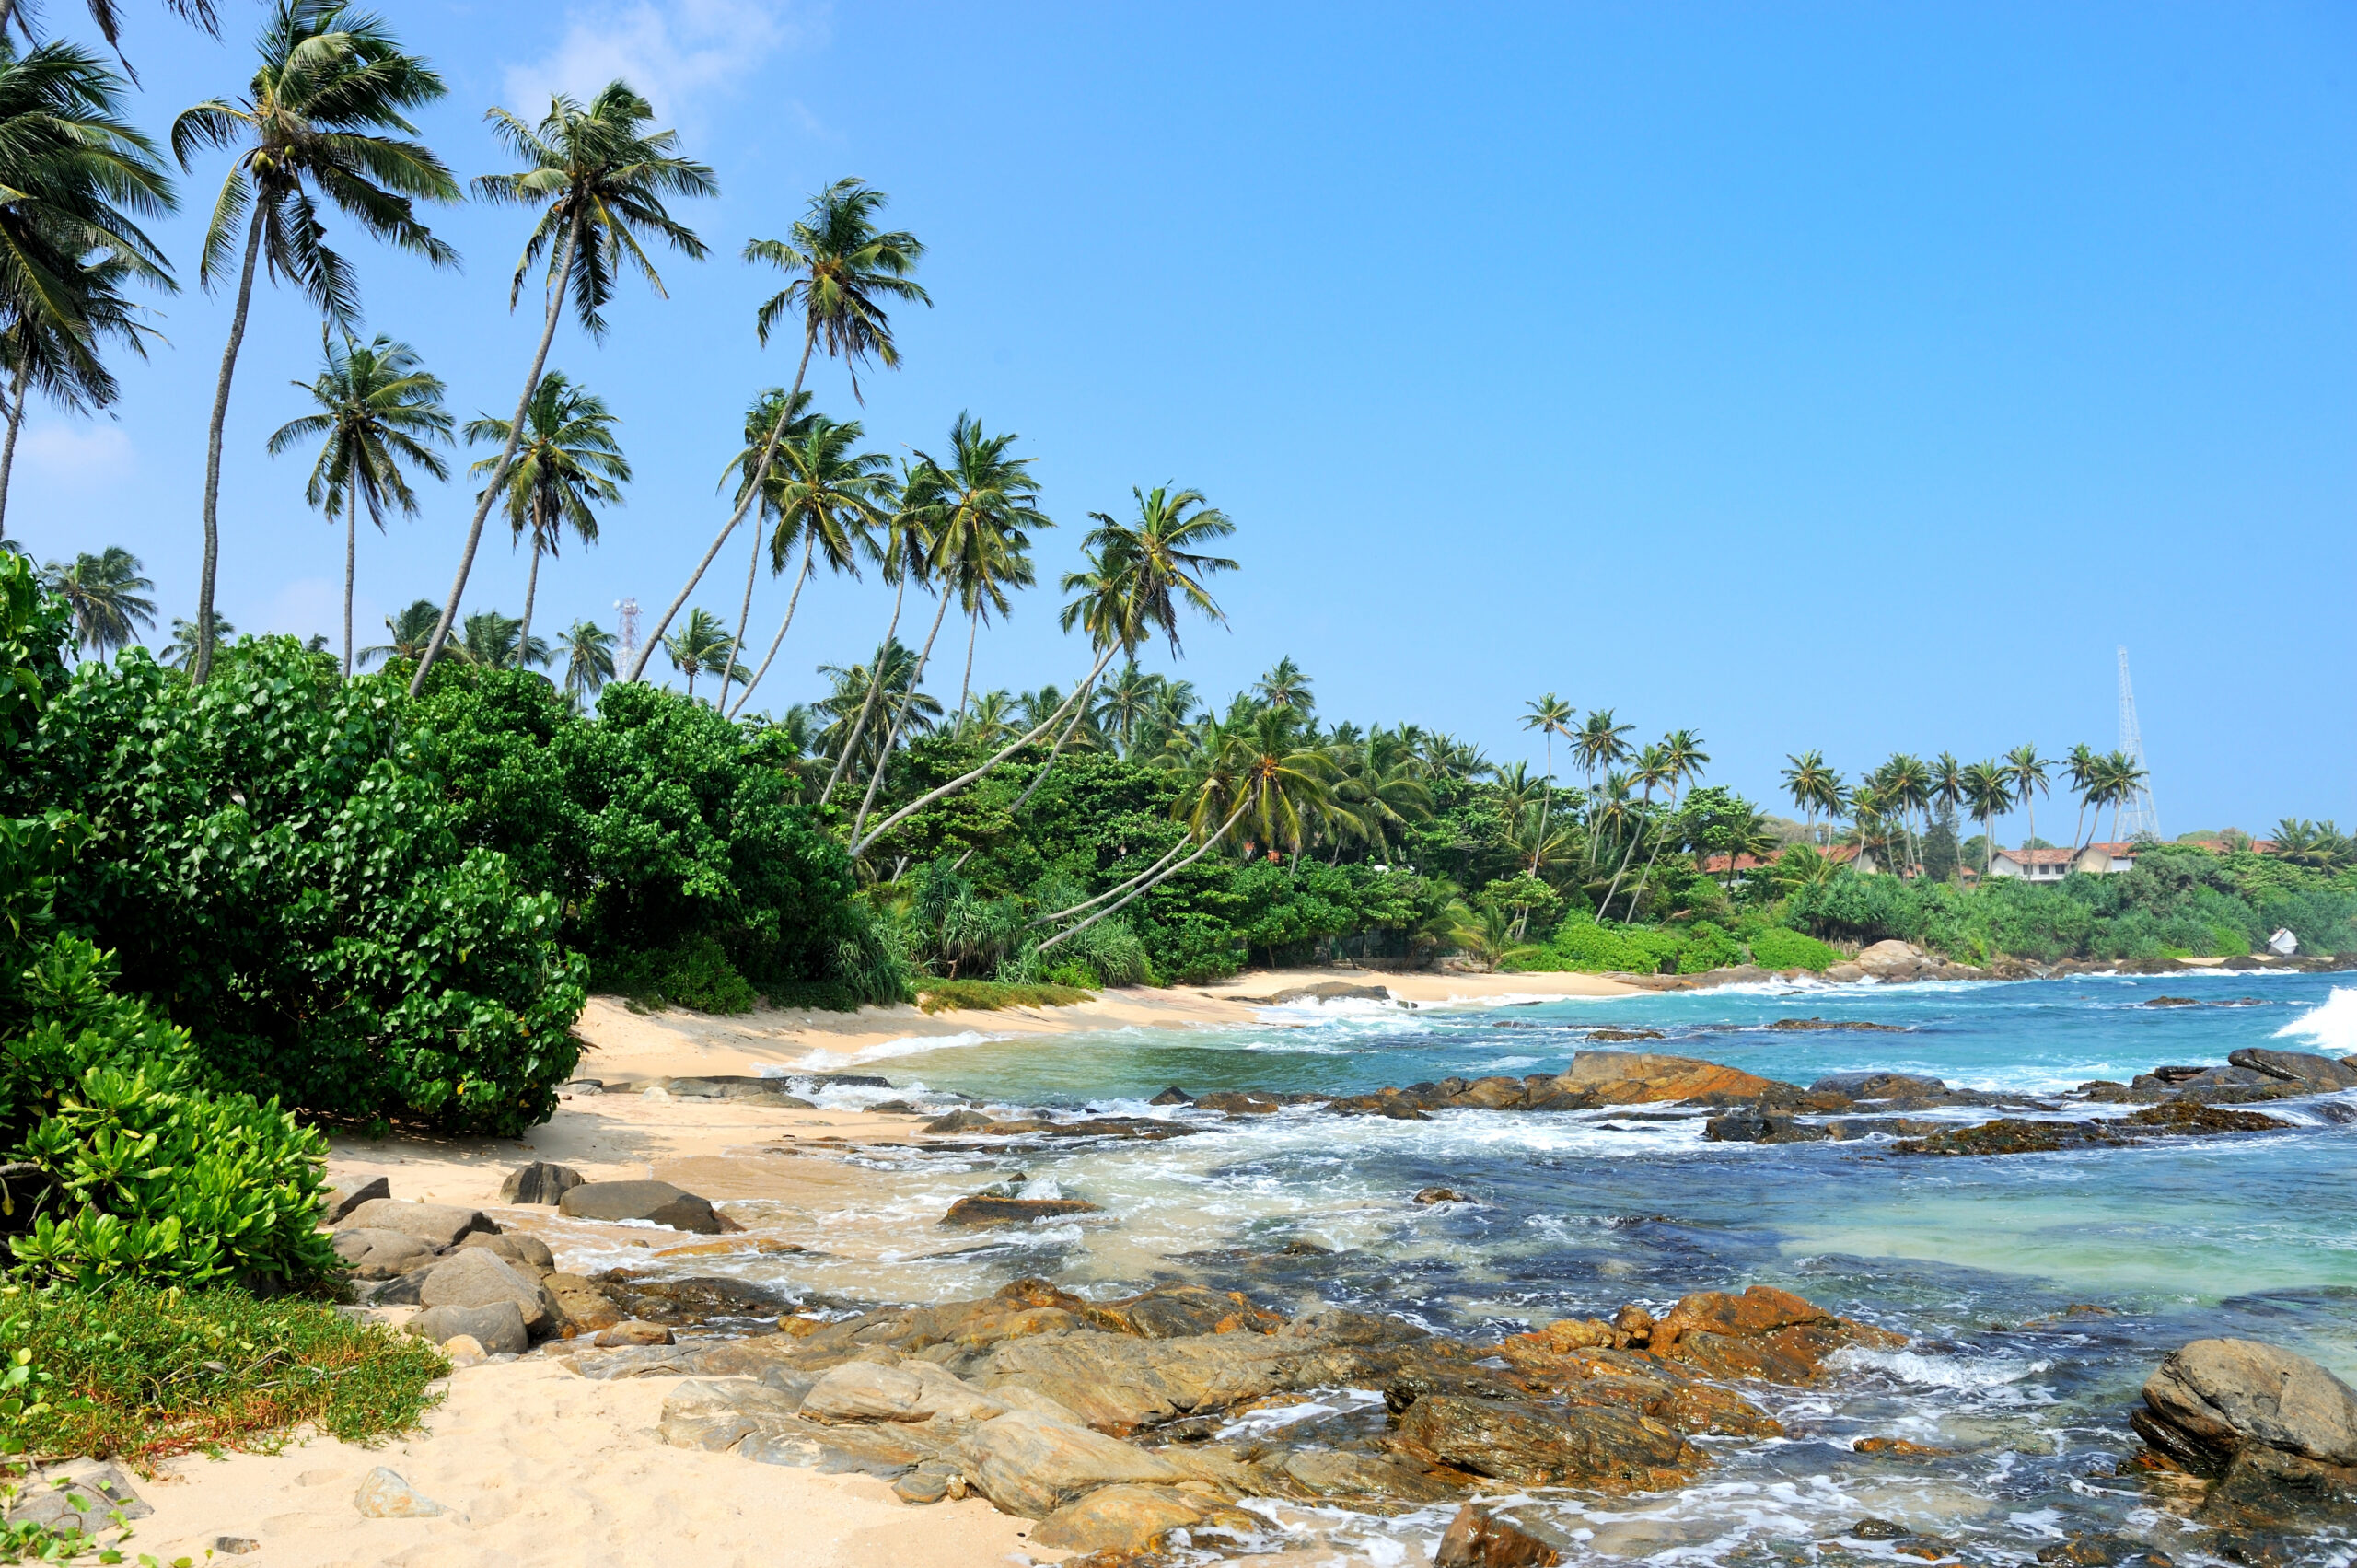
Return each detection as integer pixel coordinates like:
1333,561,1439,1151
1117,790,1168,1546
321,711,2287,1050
130,970,1631,1566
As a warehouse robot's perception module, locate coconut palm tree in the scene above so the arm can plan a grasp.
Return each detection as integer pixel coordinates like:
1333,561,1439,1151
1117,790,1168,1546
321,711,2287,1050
359,597,437,667
1573,709,1634,870
266,330,449,676
1523,691,1573,848
461,369,627,661
460,609,546,670
726,409,892,718
1929,752,1967,832
956,688,1016,749
649,179,927,694
173,1,458,685
40,543,149,654
2004,745,2050,854
1781,749,1837,845
1255,656,1314,715
159,611,228,668
1960,760,2011,876
1329,726,1433,863
948,495,1038,725
1598,740,1678,917
662,607,733,701
2095,751,2147,842
1624,727,1711,916
1882,754,1932,876
559,618,613,702
2063,742,2099,851
414,79,712,692
1,0,218,61
814,638,938,778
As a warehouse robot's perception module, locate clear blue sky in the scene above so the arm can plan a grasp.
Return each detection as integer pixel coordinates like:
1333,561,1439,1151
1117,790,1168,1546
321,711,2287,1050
17,1,2353,840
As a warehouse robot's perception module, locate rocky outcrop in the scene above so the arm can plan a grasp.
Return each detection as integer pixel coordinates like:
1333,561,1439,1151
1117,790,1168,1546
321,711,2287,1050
1330,1052,1782,1118
1769,1018,1906,1033
2132,1338,2357,1532
1393,1393,1699,1487
497,1161,584,1205
2227,1047,2357,1092
336,1199,497,1249
320,1175,389,1224
1894,1103,2290,1156
1434,1504,1563,1567
558,1179,730,1234
942,1195,1102,1226
1030,1482,1259,1553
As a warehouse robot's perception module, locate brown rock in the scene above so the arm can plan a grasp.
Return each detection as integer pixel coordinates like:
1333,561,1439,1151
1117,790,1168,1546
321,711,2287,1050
1612,1304,1655,1346
1415,1187,1469,1204
592,1320,674,1347
954,1410,1189,1518
1392,1394,1703,1488
337,1199,496,1249
2133,1338,2357,1474
1029,1483,1257,1553
1194,1090,1284,1114
544,1272,623,1334
799,1360,1007,1424
330,1226,435,1280
1081,1283,1283,1340
1645,1285,1905,1383
1456,1075,1528,1109
496,1160,584,1206
559,1179,729,1234
1554,1051,1784,1105
458,1231,555,1276
1434,1504,1563,1567
320,1175,390,1225
414,1247,561,1337
1853,1436,1951,1457
942,1195,1102,1226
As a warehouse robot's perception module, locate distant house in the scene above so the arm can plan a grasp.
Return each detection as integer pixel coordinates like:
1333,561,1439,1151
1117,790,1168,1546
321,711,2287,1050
1986,842,2141,881
1697,843,1869,877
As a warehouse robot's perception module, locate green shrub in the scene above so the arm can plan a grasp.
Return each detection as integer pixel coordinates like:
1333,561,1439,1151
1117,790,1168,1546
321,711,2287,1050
0,1280,444,1467
914,980,1093,1013
1521,918,1663,974
1748,925,1839,972
1675,921,1746,973
592,935,759,1015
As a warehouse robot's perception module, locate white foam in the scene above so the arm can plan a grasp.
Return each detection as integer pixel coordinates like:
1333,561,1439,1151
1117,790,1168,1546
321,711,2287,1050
1831,1345,2051,1400
2276,986,2357,1056
789,1029,1010,1070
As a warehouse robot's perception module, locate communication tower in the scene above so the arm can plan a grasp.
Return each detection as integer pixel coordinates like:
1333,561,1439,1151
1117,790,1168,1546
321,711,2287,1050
2115,646,2160,841
615,598,641,673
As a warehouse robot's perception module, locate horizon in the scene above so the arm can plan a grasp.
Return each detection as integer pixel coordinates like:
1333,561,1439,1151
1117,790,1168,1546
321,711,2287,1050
13,1,2352,838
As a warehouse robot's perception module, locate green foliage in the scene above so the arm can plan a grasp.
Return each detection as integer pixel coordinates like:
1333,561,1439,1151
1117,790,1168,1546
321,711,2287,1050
1675,921,1745,973
588,935,757,1016
0,1280,445,1468
1519,916,1666,974
1747,925,1839,972
914,979,1092,1013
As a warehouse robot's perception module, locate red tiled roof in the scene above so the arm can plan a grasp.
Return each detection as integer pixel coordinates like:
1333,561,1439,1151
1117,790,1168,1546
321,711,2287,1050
1698,843,1861,874
1993,847,2077,865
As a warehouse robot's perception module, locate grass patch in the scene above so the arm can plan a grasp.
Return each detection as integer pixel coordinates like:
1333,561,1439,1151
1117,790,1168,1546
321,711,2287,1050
915,980,1095,1014
0,1281,447,1469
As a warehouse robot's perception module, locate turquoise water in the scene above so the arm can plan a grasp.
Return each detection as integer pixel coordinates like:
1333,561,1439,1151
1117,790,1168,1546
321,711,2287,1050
761,972,2357,1564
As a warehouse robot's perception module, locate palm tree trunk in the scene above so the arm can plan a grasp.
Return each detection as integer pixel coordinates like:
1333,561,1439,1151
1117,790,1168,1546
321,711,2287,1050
195,207,268,687
0,366,29,536
517,534,543,668
849,640,1121,861
822,570,907,801
727,534,814,719
1036,796,1252,955
716,503,766,714
631,329,817,684
958,606,979,724
851,587,956,842
1009,667,1106,812
1597,803,1645,919
414,212,584,696
342,486,357,679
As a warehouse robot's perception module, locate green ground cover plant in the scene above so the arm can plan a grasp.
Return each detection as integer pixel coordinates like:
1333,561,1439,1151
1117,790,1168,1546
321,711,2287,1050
913,980,1094,1013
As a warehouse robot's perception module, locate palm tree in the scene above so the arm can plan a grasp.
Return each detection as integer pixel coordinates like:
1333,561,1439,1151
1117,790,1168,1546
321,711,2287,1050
1573,709,1634,870
40,543,149,654
1523,691,1573,847
1255,656,1314,714
559,617,613,702
1329,726,1433,863
461,369,627,661
266,330,449,676
2096,750,2148,842
1622,726,1711,915
1598,740,1677,917
159,611,229,668
956,688,1016,749
1960,760,2011,876
854,489,1242,864
662,606,733,701
359,597,439,667
0,0,219,61
814,638,939,778
2062,742,2099,851
948,494,1038,724
849,413,1051,841
2004,745,2050,854
413,79,712,692
726,409,893,718
654,179,927,696
0,247,161,535
1929,752,1966,832
1781,749,1836,845
459,609,546,670
1094,661,1160,757
173,1,457,684
1883,754,1932,876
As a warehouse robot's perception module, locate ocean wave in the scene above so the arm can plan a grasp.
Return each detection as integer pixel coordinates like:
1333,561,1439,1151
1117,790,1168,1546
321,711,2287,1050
785,1029,1010,1070
2275,986,2357,1055
1830,1345,2052,1401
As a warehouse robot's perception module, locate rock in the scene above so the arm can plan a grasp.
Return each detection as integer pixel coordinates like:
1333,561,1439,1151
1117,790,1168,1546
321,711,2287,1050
545,1272,623,1332
2126,1101,2293,1133
596,1272,793,1325
891,1463,964,1504
354,1467,445,1519
458,1231,555,1275
1148,1086,1194,1105
656,1378,811,1452
329,1226,436,1280
1195,1090,1284,1114
801,1360,1009,1424
337,1198,496,1249
1586,1028,1664,1042
2036,1534,2177,1567
942,1194,1102,1226
1852,1436,1951,1457
1824,961,1865,982
212,1537,260,1555
1893,1118,2132,1156
1645,1285,1905,1383
2134,1338,2357,1473
1701,1111,1829,1144
1769,1017,1906,1032
1855,939,1934,978
415,1247,561,1336
1242,981,1393,1005
923,1109,998,1132
1550,1051,1784,1106
1031,1483,1258,1552
593,1320,675,1347
1080,1283,1283,1340
559,1179,727,1234
1434,1504,1564,1567
2227,1048,2357,1092
497,1160,585,1206
1810,1071,1948,1099
4,1462,150,1534
406,1301,528,1356
320,1175,390,1224
1392,1393,1702,1488
1414,1187,1469,1204
440,1334,487,1364
955,1409,1189,1517
2204,1439,2357,1531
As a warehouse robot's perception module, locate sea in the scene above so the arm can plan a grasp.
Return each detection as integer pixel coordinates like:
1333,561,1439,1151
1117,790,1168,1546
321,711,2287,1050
640,972,2357,1565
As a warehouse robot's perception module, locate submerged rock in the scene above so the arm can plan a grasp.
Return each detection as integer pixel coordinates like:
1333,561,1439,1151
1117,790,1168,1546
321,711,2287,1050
1434,1504,1564,1567
1769,1017,1906,1032
1894,1102,2289,1156
942,1194,1102,1226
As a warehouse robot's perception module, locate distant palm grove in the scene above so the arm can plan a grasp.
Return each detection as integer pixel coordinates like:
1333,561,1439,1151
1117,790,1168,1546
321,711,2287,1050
5,0,2354,1167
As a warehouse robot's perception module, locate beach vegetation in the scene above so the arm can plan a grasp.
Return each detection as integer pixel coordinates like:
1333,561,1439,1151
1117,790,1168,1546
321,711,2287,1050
914,979,1093,1014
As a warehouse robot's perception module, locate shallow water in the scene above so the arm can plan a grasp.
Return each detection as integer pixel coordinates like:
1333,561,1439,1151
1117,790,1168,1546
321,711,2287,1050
714,973,2357,1565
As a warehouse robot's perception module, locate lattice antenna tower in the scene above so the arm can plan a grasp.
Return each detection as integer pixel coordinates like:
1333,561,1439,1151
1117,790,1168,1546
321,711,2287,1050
615,598,641,676
2115,645,2160,841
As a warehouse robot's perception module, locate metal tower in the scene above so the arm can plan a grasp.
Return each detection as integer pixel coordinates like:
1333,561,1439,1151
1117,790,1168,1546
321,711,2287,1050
615,598,641,675
2115,646,2160,841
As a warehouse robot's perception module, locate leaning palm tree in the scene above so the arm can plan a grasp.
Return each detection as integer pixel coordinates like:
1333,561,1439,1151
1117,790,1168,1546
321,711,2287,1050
847,413,1049,842
558,617,613,702
413,78,712,692
650,178,927,695
1960,761,2011,875
358,596,439,667
0,248,161,533
461,369,626,660
173,0,459,684
949,498,1038,725
725,409,892,718
41,543,150,654
1623,726,1710,915
266,329,450,676
0,0,219,61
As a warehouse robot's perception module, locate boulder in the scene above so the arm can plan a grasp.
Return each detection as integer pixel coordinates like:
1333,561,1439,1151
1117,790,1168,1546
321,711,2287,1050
320,1175,389,1225
954,1409,1189,1517
941,1195,1101,1226
800,1359,1008,1424
1770,1018,1906,1033
1855,939,1933,978
1809,1071,1949,1099
1391,1393,1702,1488
1549,1051,1783,1106
596,1271,792,1324
656,1378,810,1452
329,1227,436,1280
544,1272,623,1333
458,1231,555,1276
1147,1086,1194,1105
2133,1338,2357,1472
923,1109,998,1132
4,1462,149,1535
2034,1533,2177,1567
497,1160,585,1206
559,1179,727,1234
406,1302,528,1356
592,1320,674,1347
2227,1048,2357,1092
414,1247,561,1336
1823,962,1865,982
1701,1111,1828,1144
1645,1285,1905,1383
1415,1187,1469,1204
1030,1483,1258,1553
440,1335,487,1365
1586,1028,1664,1042
336,1199,496,1249
353,1468,444,1519
1195,1090,1284,1114
1434,1504,1564,1567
